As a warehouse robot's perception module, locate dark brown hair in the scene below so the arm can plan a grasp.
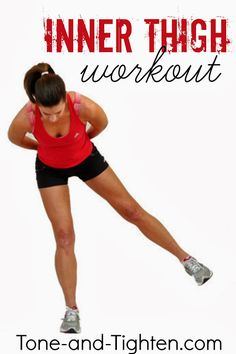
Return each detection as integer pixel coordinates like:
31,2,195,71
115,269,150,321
23,62,66,106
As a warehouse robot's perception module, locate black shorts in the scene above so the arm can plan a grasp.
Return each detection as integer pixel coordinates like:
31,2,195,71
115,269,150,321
35,143,109,189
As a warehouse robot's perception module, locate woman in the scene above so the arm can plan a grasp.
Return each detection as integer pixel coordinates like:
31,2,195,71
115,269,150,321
8,63,213,334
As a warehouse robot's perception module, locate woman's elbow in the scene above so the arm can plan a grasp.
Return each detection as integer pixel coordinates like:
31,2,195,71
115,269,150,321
104,117,108,129
7,127,14,143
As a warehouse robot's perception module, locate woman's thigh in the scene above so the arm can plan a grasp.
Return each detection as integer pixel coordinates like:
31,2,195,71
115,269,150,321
38,185,75,234
84,166,142,213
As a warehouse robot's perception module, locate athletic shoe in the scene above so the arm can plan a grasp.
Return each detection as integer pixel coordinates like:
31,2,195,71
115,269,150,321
60,309,81,334
182,256,213,285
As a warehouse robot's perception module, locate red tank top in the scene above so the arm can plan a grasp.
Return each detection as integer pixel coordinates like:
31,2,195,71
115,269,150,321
27,93,93,168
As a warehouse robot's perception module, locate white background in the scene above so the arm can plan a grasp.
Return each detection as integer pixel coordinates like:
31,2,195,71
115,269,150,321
0,0,235,353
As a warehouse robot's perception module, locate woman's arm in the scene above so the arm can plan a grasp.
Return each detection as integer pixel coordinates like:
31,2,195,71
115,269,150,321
7,104,39,150
79,94,108,139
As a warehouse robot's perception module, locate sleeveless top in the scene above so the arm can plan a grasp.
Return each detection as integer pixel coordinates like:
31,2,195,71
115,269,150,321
27,92,93,168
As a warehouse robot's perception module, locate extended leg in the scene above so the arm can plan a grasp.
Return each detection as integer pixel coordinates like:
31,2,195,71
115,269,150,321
85,166,213,285
85,167,189,261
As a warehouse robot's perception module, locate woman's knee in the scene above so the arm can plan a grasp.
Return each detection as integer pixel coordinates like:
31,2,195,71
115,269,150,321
52,224,75,250
115,200,145,223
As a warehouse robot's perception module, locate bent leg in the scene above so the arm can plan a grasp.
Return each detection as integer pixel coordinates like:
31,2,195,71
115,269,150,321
85,166,189,261
38,185,78,309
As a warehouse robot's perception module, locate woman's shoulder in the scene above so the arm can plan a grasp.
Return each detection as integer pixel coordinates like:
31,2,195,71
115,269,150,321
67,91,91,106
68,91,84,103
67,91,103,122
67,90,87,104
67,91,76,101
67,91,87,124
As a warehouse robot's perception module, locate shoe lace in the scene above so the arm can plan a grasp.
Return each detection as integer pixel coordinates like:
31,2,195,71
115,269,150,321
185,258,202,274
61,310,79,322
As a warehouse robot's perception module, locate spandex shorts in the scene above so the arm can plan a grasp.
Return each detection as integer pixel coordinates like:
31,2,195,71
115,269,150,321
35,143,109,189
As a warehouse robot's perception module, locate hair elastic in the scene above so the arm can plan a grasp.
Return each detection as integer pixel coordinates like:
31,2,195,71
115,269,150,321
41,71,49,76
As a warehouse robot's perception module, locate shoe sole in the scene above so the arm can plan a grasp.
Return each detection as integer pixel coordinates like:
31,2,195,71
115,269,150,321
60,327,81,334
198,271,213,286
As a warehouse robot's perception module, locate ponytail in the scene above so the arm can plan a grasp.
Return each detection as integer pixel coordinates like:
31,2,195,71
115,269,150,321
23,62,66,106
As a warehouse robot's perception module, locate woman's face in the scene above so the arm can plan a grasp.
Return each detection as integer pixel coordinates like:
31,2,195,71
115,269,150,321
38,99,66,123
